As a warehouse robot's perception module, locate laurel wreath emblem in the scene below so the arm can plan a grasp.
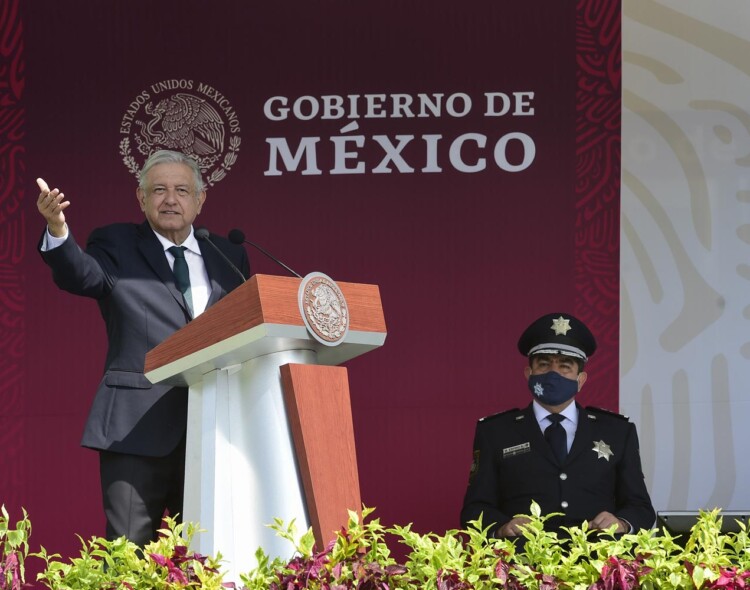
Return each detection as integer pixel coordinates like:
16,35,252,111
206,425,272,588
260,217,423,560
119,83,241,186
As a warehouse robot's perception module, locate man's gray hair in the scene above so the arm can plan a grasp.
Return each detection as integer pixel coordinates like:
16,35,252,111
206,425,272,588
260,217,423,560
139,150,206,193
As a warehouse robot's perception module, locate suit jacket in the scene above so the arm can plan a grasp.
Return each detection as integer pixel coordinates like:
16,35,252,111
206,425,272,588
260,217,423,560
460,402,655,533
39,221,250,457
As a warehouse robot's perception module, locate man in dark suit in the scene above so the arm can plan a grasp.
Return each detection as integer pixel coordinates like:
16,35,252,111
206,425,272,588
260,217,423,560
461,312,655,537
36,150,250,545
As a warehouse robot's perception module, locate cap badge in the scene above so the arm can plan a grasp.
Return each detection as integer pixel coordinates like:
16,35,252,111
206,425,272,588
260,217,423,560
551,316,572,335
592,440,613,461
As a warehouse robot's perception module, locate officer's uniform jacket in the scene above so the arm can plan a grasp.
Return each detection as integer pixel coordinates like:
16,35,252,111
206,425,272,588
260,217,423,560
460,402,655,534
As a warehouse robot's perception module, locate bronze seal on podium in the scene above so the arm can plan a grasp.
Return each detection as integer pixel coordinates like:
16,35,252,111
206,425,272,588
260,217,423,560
298,272,349,346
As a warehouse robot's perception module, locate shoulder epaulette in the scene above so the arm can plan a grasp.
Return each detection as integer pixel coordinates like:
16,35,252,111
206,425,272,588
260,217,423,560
584,406,629,420
479,408,520,423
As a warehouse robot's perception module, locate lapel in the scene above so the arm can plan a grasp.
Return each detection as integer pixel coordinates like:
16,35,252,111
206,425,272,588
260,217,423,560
136,222,191,316
567,402,592,462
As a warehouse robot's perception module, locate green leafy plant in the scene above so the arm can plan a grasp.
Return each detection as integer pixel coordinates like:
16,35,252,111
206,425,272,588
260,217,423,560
680,509,750,590
35,517,230,590
3,503,750,589
242,508,408,590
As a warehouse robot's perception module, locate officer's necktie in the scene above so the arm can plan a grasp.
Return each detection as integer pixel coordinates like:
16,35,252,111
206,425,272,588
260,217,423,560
168,246,193,317
545,413,567,464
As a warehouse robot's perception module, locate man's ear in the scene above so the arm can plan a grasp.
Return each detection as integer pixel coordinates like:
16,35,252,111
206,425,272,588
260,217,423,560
136,187,146,210
196,189,206,214
524,366,532,379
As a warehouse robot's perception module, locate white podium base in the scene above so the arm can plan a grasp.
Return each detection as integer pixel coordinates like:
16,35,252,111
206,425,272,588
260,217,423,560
183,349,316,582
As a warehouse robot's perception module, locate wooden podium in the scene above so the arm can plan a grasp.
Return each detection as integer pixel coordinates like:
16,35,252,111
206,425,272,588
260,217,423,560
144,274,386,580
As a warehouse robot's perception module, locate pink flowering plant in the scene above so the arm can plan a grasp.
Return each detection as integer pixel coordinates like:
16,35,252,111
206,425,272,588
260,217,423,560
0,505,30,590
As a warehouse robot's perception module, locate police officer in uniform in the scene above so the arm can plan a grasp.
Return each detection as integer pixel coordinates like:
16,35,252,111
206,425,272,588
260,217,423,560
460,313,655,537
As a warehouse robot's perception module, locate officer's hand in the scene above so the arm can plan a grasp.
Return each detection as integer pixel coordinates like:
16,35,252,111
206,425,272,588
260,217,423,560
497,516,532,537
36,177,70,238
589,511,627,533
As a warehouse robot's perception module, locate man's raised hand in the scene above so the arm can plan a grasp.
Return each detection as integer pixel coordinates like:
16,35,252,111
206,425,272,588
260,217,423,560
36,177,70,237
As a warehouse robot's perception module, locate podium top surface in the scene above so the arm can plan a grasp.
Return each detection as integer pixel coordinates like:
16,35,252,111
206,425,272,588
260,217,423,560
144,274,387,386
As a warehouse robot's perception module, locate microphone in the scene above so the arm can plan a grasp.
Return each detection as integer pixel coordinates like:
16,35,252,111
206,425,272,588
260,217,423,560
195,227,247,283
228,229,302,279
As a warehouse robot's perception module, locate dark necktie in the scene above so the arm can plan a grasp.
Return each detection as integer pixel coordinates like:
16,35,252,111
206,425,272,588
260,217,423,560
168,246,193,317
545,413,567,464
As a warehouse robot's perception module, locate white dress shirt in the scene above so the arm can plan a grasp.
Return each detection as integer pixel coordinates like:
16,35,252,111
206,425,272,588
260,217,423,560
152,229,210,316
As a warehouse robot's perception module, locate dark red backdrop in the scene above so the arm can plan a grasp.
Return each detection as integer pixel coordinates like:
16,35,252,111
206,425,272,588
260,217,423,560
0,0,621,571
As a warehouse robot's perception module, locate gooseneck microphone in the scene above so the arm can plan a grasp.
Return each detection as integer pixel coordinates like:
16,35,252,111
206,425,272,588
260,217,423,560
227,229,302,279
194,227,247,283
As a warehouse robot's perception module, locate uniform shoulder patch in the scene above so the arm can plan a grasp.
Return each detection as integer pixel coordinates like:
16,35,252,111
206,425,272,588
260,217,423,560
478,408,520,423
585,406,629,420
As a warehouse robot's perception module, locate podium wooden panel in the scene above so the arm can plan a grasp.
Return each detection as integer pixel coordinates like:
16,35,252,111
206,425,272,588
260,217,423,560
281,364,361,548
144,274,385,582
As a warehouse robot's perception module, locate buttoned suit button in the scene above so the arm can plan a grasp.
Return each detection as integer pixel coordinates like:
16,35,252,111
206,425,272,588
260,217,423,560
561,501,569,509
559,472,567,480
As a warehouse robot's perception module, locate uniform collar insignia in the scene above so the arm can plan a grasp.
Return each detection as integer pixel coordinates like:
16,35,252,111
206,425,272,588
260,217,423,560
592,440,613,461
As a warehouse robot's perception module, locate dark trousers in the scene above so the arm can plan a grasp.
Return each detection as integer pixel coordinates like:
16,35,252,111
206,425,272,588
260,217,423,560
99,437,186,546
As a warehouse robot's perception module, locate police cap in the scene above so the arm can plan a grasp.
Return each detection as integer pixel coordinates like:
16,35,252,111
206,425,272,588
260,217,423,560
517,312,597,362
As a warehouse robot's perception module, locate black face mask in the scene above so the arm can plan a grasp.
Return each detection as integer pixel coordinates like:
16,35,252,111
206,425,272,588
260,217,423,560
527,371,579,406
